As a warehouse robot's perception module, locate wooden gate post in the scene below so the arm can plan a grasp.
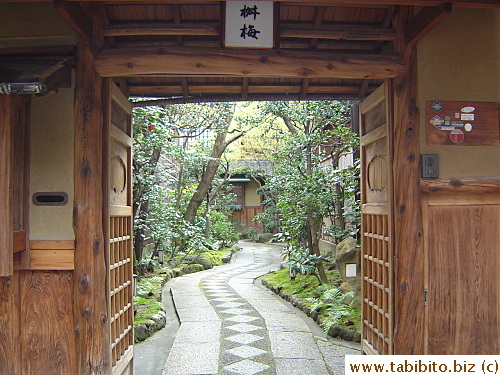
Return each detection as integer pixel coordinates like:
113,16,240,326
73,40,111,374
392,6,425,354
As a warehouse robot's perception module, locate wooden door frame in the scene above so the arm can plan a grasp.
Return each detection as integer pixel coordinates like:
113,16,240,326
70,8,424,373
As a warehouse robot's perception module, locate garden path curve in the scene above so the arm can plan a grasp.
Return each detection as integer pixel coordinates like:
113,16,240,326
137,241,360,375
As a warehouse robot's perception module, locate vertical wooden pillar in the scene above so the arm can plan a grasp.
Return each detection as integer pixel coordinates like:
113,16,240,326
392,6,425,354
0,95,13,277
73,41,111,374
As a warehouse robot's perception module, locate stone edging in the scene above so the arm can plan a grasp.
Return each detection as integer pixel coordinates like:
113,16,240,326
134,250,234,342
261,278,361,343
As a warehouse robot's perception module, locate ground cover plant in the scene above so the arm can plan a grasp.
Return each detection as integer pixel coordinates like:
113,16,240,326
263,268,361,335
134,246,236,327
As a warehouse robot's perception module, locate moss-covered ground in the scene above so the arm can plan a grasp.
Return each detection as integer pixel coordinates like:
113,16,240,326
134,246,236,326
263,268,361,333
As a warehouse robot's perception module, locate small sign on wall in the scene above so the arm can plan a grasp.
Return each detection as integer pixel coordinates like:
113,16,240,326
425,100,499,146
224,1,274,48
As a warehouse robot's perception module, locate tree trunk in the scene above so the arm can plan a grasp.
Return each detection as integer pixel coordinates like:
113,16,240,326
306,208,328,284
331,151,345,234
183,130,228,224
305,142,328,284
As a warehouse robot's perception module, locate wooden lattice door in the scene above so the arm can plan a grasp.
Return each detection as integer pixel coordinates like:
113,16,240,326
105,83,134,374
360,83,394,355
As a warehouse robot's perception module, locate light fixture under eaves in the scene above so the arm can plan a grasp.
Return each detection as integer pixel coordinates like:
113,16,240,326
0,82,45,94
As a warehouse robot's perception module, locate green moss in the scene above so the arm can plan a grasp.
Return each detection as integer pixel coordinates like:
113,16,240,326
263,268,360,333
134,297,164,325
204,247,233,266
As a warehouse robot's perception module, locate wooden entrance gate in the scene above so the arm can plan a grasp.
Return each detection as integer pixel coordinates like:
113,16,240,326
360,83,394,355
105,83,134,374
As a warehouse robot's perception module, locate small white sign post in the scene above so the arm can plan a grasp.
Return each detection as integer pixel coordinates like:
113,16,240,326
225,1,274,48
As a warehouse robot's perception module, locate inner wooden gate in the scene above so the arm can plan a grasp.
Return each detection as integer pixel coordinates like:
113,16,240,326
360,83,394,355
105,83,134,374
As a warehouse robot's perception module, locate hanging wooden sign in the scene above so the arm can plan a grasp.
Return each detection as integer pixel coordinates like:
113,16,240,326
425,100,499,146
224,1,274,48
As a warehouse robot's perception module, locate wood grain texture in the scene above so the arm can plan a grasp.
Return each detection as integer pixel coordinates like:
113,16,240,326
42,0,500,9
30,250,75,270
425,101,499,146
103,23,219,37
0,95,13,276
0,272,21,375
21,271,77,374
94,46,405,79
392,6,425,355
30,240,75,250
54,0,92,42
420,177,500,194
73,40,111,374
230,207,264,231
13,230,27,253
405,3,452,45
360,83,394,355
281,26,397,41
425,200,499,354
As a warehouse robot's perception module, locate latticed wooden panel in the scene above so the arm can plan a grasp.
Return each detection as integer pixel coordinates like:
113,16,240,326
109,215,134,367
362,213,392,354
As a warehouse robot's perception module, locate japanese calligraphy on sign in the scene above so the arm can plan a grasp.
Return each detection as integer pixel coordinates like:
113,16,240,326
225,1,274,48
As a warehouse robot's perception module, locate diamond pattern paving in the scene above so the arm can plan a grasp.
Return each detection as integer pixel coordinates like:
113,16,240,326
226,333,263,345
224,359,270,375
221,308,252,315
226,346,267,359
217,302,246,308
200,257,276,375
226,323,262,333
226,315,260,323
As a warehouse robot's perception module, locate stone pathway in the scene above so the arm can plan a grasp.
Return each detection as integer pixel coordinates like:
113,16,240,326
157,241,360,375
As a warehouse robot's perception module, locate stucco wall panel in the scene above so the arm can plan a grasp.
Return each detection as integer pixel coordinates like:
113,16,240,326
418,8,499,178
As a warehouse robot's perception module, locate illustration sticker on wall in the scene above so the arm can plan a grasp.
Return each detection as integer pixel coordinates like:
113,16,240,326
425,100,499,146
429,115,444,127
431,101,442,113
461,106,475,113
450,129,465,144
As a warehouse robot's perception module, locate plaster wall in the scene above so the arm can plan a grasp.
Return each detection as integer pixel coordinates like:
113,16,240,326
417,8,500,178
30,88,75,240
245,179,261,207
0,2,75,48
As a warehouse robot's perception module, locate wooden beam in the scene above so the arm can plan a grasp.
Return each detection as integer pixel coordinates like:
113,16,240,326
128,84,362,95
358,79,370,98
375,6,396,50
133,92,359,106
13,230,26,253
242,77,248,100
94,46,405,79
300,78,310,100
420,177,500,194
42,0,500,9
30,250,75,270
103,23,219,37
392,5,425,355
181,77,189,100
0,95,13,277
281,26,397,41
406,3,452,45
54,0,93,42
172,4,184,46
310,6,325,49
73,40,110,374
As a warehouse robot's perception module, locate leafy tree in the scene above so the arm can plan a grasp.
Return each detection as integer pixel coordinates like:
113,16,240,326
133,102,249,264
259,101,357,284
133,106,174,263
